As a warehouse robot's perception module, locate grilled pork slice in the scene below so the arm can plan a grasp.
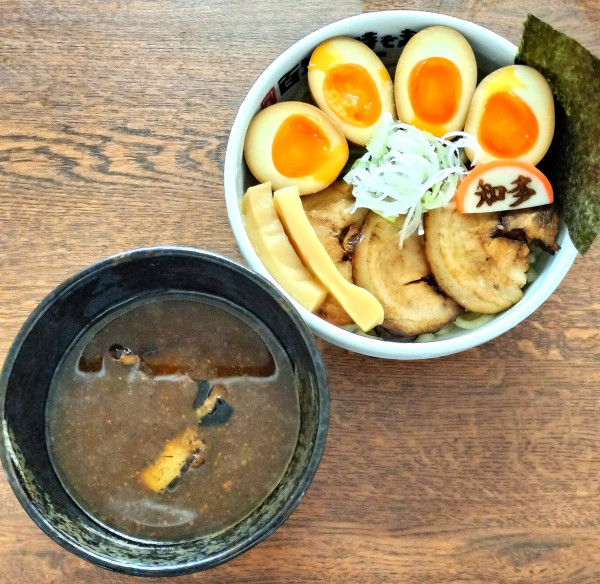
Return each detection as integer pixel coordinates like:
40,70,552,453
425,204,530,314
499,205,560,253
352,212,463,338
302,181,369,326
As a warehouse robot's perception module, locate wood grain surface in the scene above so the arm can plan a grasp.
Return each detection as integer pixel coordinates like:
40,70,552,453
1,1,600,582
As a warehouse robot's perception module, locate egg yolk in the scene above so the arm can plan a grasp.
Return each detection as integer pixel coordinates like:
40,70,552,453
478,92,539,158
408,57,461,125
323,64,382,128
272,114,332,178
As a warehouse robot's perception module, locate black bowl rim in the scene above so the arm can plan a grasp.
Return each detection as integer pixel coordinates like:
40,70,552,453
0,245,329,576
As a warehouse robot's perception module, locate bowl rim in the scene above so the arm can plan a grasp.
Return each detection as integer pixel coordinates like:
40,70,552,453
0,245,329,575
224,9,578,360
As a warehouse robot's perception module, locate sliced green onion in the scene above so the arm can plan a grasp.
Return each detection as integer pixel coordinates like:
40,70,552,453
344,114,481,244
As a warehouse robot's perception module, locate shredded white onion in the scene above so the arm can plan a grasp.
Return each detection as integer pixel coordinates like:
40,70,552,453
344,113,481,243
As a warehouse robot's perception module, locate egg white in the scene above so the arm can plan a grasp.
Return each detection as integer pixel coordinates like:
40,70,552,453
464,65,555,165
244,101,349,195
394,26,477,137
308,36,395,146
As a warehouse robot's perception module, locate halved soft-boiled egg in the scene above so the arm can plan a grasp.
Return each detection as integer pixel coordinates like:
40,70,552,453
244,101,349,195
308,36,395,146
394,26,477,137
464,65,555,165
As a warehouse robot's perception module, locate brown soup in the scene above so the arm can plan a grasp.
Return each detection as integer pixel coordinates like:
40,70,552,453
46,293,300,542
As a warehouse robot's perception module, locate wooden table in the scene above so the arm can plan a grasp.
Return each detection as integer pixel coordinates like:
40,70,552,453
1,1,599,582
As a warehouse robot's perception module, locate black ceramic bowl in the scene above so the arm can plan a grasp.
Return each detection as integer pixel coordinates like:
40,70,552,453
0,247,328,576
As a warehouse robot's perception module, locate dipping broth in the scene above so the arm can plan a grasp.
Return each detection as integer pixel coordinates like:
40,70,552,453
46,293,300,541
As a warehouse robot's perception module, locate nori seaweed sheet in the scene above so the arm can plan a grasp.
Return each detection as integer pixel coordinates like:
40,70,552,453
516,14,600,254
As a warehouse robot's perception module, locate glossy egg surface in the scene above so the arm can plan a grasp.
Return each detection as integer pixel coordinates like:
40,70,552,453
394,26,477,137
464,65,555,165
308,36,395,146
244,101,349,195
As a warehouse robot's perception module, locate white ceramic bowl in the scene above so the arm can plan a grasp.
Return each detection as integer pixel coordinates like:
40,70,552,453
224,10,578,359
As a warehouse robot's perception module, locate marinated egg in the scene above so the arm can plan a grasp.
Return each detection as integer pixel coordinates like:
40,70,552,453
308,36,395,146
394,26,477,137
244,101,349,195
464,65,555,165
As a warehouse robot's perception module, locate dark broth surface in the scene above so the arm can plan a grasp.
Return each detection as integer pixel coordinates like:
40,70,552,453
46,293,300,541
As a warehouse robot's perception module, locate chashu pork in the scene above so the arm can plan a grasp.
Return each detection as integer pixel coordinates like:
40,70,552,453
352,211,463,339
499,205,560,253
302,180,369,326
425,204,530,314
